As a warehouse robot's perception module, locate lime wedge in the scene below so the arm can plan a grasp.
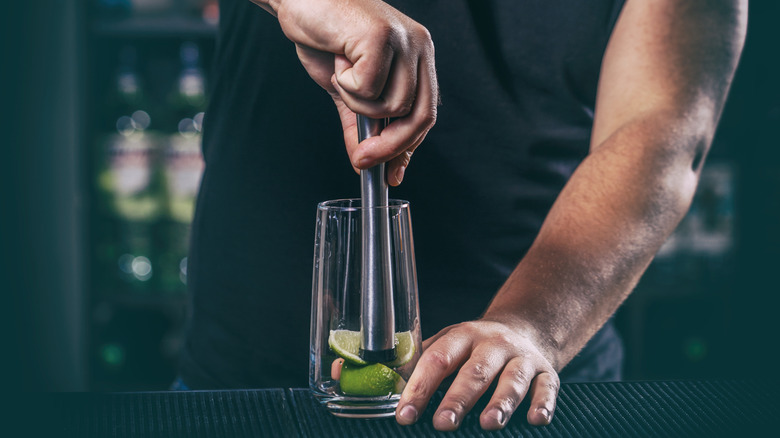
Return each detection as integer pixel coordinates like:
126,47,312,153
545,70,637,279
328,330,416,367
339,362,407,396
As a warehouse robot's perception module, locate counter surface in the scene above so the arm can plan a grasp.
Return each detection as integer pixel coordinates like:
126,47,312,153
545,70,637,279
34,380,779,437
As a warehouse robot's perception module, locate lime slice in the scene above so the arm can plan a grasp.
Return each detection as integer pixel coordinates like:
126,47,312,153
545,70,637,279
339,362,407,396
328,330,416,367
385,331,415,368
328,330,367,365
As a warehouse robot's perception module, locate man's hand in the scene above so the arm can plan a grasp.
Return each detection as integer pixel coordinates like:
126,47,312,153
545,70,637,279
396,319,560,431
251,0,438,185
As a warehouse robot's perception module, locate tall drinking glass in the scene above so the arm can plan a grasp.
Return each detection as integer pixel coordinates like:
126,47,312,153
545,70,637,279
309,199,422,418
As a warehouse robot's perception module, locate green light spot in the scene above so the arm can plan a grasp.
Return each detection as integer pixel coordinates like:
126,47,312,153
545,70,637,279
683,337,708,362
101,343,126,367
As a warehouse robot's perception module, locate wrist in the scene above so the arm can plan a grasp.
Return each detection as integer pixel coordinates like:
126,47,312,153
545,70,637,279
480,310,564,371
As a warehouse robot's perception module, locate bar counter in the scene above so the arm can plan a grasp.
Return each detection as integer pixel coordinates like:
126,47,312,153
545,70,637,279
29,380,779,437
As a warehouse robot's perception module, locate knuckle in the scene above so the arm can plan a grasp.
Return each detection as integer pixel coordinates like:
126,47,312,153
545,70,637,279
416,30,435,59
412,22,432,45
394,150,413,169
386,96,414,117
421,25,433,43
544,371,561,389
544,378,560,393
424,349,453,372
466,362,491,385
493,332,514,348
535,373,560,396
370,24,395,46
419,108,437,128
507,365,532,388
401,150,413,166
496,396,519,413
341,74,380,100
445,323,472,341
405,379,427,398
353,76,383,100
362,86,383,101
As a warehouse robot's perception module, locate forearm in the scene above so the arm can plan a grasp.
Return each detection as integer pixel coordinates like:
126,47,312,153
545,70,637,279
395,0,745,430
483,0,746,372
484,115,707,370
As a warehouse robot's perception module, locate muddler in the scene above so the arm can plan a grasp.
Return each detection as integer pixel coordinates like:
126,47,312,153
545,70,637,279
357,115,397,363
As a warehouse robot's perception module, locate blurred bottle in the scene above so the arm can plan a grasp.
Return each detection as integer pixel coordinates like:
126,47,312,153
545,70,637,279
158,115,205,293
157,42,207,294
165,114,205,225
168,42,207,121
102,46,147,129
202,0,219,25
97,46,163,294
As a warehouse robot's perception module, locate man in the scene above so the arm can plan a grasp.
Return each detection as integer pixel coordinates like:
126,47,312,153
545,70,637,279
178,0,746,431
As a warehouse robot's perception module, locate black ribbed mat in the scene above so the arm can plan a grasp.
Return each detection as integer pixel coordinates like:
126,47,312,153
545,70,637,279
289,381,779,438
38,389,299,437
24,381,780,437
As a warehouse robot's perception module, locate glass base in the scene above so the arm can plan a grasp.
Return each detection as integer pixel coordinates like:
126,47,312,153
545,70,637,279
313,391,400,418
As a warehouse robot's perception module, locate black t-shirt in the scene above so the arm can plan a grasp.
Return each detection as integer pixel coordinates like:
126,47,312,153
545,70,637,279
180,0,626,389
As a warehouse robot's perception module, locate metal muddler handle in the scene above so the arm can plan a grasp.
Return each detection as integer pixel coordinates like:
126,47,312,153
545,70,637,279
358,115,397,363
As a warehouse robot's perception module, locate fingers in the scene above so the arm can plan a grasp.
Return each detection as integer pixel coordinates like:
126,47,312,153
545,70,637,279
395,333,471,426
334,46,416,118
431,345,509,431
397,321,560,431
330,26,436,179
331,62,432,185
479,358,536,430
526,372,559,426
347,54,437,172
334,37,395,102
332,18,431,118
283,1,438,181
386,150,412,187
331,358,344,380
295,44,338,91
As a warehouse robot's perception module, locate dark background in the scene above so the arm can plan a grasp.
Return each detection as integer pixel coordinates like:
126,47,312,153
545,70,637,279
4,1,778,392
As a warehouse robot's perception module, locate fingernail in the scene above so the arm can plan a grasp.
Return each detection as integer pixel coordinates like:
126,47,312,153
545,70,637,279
535,407,551,423
399,405,418,423
356,157,371,169
394,166,406,184
486,408,505,426
439,409,458,426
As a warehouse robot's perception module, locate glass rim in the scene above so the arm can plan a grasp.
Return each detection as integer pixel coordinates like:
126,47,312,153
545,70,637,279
317,198,410,211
